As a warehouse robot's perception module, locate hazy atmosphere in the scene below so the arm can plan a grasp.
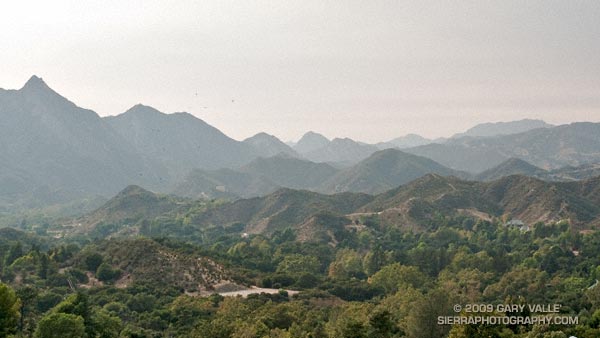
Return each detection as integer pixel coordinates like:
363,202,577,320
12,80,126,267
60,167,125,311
2,0,599,142
4,3,600,337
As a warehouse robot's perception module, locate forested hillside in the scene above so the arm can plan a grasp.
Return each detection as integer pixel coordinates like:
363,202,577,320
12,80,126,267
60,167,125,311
2,195,600,337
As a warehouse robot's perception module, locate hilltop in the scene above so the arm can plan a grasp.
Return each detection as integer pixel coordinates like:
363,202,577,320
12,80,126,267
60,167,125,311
191,188,374,235
63,185,194,240
476,158,548,181
362,174,600,229
77,238,240,293
323,149,467,194
243,132,300,158
71,174,600,243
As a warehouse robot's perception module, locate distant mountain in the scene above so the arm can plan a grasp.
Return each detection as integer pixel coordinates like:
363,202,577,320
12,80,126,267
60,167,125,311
243,132,300,158
173,148,471,198
376,134,432,150
405,123,600,173
547,163,600,181
303,138,379,164
362,174,484,214
0,76,158,207
187,173,600,233
240,155,339,189
476,158,548,181
481,175,600,228
3,76,599,217
452,119,553,139
293,131,330,154
373,120,551,151
361,174,600,229
191,188,374,235
75,184,372,243
324,149,467,194
105,104,257,178
172,150,468,198
172,168,278,199
72,172,600,244
403,142,506,174
172,155,339,199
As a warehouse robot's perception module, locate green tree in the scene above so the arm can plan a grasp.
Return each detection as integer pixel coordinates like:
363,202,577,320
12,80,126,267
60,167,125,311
96,263,121,282
367,310,398,338
438,268,494,304
370,263,429,294
341,321,366,338
326,302,374,338
84,252,103,272
33,313,85,338
90,310,122,338
296,272,319,288
4,242,24,267
169,295,213,334
363,246,385,276
36,292,62,313
127,293,157,313
0,282,21,337
328,249,364,279
52,292,93,337
276,254,320,275
37,253,50,279
16,286,38,335
405,288,453,338
483,266,548,303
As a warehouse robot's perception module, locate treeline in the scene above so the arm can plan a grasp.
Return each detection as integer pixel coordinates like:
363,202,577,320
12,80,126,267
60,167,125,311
2,216,600,337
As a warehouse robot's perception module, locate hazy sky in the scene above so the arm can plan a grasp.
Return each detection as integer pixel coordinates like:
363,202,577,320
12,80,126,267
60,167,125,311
2,1,600,142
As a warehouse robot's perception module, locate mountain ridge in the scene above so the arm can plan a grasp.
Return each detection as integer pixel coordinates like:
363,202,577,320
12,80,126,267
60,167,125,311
451,119,553,139
293,131,330,154
77,173,600,242
242,132,300,158
405,122,600,173
476,158,548,181
2,76,600,214
105,104,258,177
0,76,159,207
323,148,468,194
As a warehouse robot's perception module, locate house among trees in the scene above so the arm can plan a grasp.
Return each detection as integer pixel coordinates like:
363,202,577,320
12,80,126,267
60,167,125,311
505,219,530,232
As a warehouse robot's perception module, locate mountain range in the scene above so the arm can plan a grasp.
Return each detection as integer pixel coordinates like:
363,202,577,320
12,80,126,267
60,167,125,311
449,119,552,139
2,76,600,213
0,77,265,208
300,137,380,165
404,122,600,173
321,149,469,194
0,76,156,207
173,149,471,198
105,104,258,178
71,172,600,244
376,134,433,149
360,174,600,228
475,158,600,182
